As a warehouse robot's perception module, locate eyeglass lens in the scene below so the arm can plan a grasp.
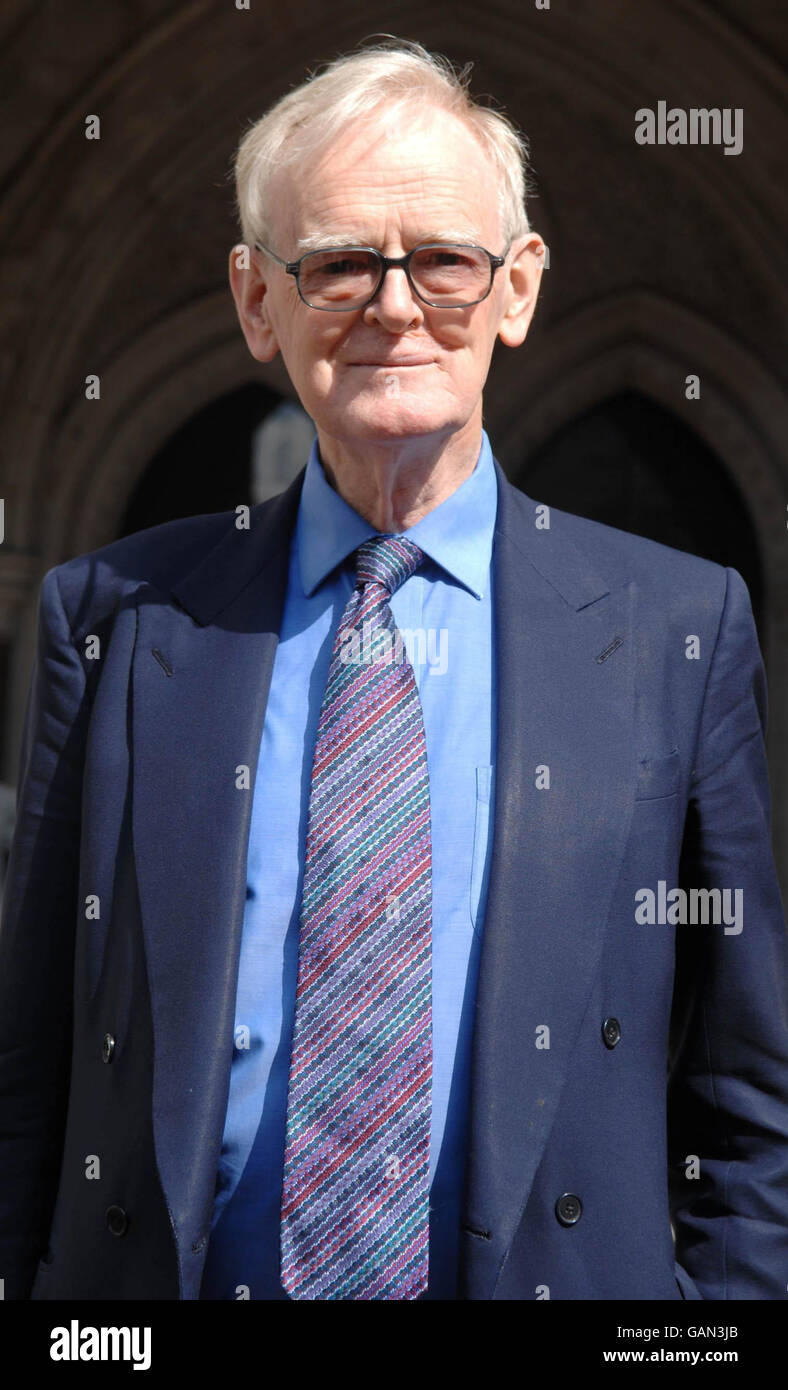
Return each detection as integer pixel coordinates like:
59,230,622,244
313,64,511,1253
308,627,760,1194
298,246,492,307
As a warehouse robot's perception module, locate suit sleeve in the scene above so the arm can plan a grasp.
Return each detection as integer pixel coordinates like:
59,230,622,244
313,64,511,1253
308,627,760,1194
669,565,788,1299
0,565,88,1299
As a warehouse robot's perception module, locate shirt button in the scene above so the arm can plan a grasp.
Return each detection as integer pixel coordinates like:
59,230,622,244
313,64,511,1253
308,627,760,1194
102,1033,115,1063
106,1205,129,1237
555,1192,582,1226
602,1016,621,1048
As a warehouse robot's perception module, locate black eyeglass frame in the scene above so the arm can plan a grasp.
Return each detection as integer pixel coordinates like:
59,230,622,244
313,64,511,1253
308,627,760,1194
253,240,510,311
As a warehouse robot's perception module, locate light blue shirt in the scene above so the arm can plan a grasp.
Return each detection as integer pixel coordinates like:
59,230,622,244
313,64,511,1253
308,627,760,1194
199,428,497,1300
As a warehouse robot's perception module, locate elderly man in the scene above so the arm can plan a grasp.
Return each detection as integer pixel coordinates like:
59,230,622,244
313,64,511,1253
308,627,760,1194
1,40,787,1304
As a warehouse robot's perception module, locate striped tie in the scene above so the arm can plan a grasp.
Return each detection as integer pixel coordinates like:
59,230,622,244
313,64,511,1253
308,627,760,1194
280,534,433,1300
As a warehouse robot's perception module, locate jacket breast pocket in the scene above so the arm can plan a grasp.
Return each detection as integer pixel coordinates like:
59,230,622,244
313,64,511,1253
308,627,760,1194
635,747,680,802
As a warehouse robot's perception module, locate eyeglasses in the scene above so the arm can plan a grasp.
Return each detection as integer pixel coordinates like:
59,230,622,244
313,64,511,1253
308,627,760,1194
253,240,509,311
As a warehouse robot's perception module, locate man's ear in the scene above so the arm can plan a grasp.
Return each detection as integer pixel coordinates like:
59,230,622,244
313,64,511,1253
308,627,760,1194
497,232,546,348
228,243,280,363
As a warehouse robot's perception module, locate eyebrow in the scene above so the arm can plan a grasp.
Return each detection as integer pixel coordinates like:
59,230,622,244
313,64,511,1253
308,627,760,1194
294,227,486,253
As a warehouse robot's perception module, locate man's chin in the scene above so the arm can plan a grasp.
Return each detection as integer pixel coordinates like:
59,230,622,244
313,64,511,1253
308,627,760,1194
326,399,460,442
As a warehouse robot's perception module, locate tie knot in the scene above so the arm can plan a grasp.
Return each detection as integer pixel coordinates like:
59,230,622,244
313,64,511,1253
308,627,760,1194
354,535,424,595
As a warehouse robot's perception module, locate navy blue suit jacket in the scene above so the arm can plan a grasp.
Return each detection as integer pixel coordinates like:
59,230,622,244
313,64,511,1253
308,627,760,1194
1,457,787,1300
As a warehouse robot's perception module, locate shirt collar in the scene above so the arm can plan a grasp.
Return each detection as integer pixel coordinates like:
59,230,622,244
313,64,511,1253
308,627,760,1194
297,427,497,600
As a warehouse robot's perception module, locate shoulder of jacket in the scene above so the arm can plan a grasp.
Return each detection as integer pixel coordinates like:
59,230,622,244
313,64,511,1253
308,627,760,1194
502,476,729,606
42,510,238,635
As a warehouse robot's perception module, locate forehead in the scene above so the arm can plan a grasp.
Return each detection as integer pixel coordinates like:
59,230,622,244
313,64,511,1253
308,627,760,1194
278,106,501,247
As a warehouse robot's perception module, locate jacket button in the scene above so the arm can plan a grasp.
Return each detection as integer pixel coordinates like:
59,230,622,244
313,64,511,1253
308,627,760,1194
102,1033,115,1063
555,1192,582,1226
602,1016,621,1048
106,1205,129,1237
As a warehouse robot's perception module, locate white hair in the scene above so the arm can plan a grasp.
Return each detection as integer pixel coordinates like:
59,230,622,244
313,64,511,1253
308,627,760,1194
233,37,532,255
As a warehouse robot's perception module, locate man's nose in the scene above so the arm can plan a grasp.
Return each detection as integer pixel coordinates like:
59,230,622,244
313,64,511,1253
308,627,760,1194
364,264,423,327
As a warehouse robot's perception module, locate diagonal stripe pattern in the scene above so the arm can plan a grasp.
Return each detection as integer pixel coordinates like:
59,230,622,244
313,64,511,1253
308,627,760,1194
280,534,432,1300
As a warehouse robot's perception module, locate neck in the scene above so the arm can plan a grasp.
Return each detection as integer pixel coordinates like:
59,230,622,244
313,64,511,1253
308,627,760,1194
315,415,483,531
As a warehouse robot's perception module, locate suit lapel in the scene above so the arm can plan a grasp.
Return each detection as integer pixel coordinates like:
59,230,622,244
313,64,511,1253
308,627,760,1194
130,472,304,1292
460,461,637,1298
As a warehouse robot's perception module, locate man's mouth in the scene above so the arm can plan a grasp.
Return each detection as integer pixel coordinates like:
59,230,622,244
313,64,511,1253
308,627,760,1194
349,358,435,367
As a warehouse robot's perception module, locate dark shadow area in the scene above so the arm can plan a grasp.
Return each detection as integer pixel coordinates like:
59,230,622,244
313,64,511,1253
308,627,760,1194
518,392,764,641
118,382,282,538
